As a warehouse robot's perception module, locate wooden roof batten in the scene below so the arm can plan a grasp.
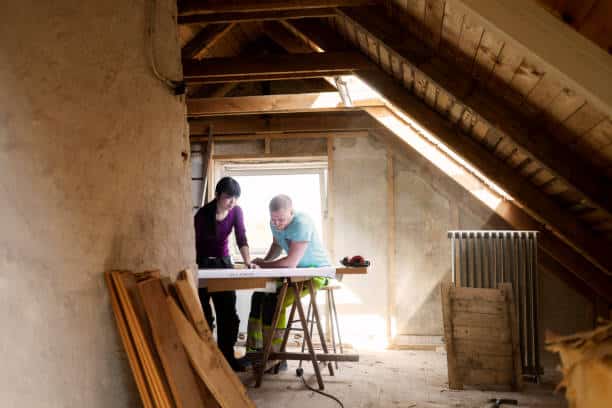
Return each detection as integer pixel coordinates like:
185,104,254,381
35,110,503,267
281,18,612,276
333,6,612,219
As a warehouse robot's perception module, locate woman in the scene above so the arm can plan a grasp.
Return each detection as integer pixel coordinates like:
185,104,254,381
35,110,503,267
194,176,254,372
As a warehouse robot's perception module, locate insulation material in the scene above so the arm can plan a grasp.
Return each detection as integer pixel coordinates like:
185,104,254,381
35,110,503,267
547,322,612,408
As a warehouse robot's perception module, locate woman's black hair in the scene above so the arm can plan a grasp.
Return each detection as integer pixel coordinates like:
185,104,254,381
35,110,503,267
215,176,241,198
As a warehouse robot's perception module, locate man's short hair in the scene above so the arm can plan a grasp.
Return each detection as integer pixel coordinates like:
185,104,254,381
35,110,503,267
269,194,292,212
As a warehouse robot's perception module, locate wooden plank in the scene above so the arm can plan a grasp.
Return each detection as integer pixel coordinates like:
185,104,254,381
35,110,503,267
462,368,513,386
183,51,372,81
453,325,511,342
173,279,221,408
105,272,153,408
206,277,270,292
452,312,509,329
111,272,173,408
174,278,212,340
138,279,206,408
441,282,462,389
559,102,607,144
456,15,484,73
188,112,379,135
456,352,513,371
423,0,446,49
439,1,465,60
187,92,383,116
453,338,513,355
451,299,506,315
455,0,612,118
451,286,505,301
179,0,376,15
182,23,236,60
167,297,256,408
471,30,503,83
501,282,523,390
179,8,338,24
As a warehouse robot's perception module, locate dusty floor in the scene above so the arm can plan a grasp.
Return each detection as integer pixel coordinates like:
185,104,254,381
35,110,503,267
239,349,566,408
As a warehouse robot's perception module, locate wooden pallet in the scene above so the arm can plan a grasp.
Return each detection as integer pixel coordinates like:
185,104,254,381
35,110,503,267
441,282,523,390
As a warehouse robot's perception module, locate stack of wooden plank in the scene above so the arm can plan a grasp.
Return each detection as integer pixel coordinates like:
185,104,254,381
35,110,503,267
104,270,255,408
547,321,612,408
441,282,523,390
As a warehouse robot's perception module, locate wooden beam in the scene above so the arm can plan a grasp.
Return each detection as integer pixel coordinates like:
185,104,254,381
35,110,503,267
287,18,612,276
191,131,368,143
336,6,612,218
182,51,373,83
178,8,337,25
178,1,376,15
181,23,235,60
187,92,383,116
454,0,612,118
188,112,379,134
263,21,313,54
185,72,356,84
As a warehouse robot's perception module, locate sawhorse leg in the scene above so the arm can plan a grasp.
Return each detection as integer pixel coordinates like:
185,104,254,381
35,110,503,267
290,279,325,389
255,279,288,387
307,280,334,376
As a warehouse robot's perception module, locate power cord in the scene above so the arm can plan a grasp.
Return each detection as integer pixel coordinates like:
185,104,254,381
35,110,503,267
295,368,344,408
147,0,186,95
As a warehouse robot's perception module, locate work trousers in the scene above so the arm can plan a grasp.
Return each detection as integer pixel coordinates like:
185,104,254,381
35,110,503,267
246,276,327,351
197,257,240,367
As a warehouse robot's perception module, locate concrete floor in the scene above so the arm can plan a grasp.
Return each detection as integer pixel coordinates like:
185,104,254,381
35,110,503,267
239,350,566,408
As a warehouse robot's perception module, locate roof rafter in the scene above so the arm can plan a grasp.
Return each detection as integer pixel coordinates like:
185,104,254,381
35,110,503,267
181,23,236,60
178,8,337,25
178,1,376,15
336,6,612,218
284,18,612,275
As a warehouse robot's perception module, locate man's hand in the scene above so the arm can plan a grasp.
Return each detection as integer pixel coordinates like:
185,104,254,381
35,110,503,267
251,257,265,266
245,262,260,269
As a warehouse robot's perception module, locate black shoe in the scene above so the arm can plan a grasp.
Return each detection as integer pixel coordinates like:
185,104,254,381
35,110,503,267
230,357,251,372
265,360,288,374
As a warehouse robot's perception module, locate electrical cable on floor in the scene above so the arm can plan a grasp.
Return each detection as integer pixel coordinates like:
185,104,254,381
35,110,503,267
296,368,344,408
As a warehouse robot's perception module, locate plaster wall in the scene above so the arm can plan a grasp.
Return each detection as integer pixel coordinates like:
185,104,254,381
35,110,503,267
0,1,193,406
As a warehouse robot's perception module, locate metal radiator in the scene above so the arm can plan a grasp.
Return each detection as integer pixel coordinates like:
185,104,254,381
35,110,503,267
447,230,541,380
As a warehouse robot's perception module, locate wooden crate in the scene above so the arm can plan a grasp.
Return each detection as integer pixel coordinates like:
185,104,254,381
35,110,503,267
441,282,522,390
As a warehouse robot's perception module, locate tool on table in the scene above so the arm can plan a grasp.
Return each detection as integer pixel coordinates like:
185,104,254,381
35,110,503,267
340,255,370,267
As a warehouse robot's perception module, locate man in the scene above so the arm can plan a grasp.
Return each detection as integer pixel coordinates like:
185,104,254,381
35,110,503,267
246,194,331,361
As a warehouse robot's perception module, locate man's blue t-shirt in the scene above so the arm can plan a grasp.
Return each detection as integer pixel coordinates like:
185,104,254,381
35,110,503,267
271,212,330,268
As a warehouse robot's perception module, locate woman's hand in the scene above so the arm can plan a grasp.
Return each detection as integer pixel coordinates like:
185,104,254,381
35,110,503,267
246,261,260,269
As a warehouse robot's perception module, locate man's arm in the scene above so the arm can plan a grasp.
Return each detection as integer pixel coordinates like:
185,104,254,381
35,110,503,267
254,241,308,269
259,238,283,261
